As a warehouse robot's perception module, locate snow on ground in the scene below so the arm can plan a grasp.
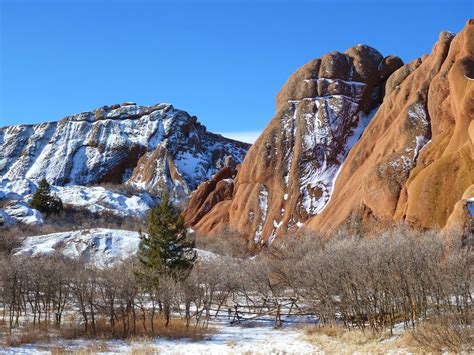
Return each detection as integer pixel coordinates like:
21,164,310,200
2,201,43,225
15,228,219,268
52,185,154,218
0,178,156,225
1,322,322,354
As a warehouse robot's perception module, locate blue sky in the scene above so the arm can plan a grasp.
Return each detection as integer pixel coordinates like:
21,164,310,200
0,0,471,142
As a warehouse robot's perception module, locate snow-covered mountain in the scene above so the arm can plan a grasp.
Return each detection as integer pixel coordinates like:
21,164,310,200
0,102,249,224
15,228,219,268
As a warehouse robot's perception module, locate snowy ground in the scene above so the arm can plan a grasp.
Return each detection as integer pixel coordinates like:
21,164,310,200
15,228,220,268
2,322,322,354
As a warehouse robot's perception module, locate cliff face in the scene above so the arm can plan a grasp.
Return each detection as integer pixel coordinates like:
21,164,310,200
308,19,474,233
184,45,403,242
0,102,249,200
185,19,474,241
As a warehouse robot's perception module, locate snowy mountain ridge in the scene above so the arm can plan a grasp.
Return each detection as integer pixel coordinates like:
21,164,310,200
0,102,249,225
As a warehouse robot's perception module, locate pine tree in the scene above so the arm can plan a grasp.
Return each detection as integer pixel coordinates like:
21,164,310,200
30,178,63,215
137,192,196,326
137,192,196,282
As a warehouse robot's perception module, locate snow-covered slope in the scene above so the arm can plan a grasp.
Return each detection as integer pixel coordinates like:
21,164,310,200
15,228,218,268
0,102,249,224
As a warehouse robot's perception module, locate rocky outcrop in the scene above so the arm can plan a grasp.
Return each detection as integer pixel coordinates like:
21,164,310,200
307,19,474,233
0,103,249,201
182,158,239,227
184,45,403,242
185,20,473,242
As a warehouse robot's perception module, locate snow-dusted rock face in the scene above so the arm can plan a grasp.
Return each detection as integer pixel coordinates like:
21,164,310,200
16,229,140,268
184,45,403,243
15,228,219,268
0,102,249,223
309,20,474,233
0,103,249,197
0,180,154,223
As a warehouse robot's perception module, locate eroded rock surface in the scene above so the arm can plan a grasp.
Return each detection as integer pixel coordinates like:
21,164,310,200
0,103,249,201
185,45,403,242
308,19,474,233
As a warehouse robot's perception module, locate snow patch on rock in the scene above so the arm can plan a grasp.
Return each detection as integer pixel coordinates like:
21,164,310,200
254,185,269,243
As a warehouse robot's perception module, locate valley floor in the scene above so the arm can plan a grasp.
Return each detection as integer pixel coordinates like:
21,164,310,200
1,321,414,354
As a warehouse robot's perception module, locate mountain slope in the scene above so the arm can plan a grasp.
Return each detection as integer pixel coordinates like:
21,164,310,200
0,103,249,224
185,19,473,241
184,45,403,243
0,102,249,200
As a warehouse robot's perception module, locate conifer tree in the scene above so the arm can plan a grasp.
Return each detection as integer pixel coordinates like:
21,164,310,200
137,192,196,326
30,178,63,215
137,192,196,282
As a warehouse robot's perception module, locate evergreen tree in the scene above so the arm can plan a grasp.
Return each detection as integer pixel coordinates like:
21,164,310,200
137,193,196,326
137,192,196,283
30,178,63,215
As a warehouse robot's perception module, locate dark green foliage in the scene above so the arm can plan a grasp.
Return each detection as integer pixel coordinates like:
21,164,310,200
30,178,63,215
137,192,196,284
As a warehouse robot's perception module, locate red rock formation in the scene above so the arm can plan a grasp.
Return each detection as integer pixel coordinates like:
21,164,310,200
184,45,402,242
308,19,474,233
185,19,473,242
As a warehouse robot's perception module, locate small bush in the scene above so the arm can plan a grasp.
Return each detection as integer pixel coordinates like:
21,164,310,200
305,325,345,338
58,316,212,341
410,316,473,352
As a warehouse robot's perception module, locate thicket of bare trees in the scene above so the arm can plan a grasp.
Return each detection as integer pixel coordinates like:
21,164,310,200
0,226,471,344
267,228,472,333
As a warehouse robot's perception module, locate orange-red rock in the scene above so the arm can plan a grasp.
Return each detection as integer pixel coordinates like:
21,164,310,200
185,19,474,241
184,45,403,242
308,19,474,233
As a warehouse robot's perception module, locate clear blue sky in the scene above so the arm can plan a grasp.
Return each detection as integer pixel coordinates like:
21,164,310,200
0,0,471,142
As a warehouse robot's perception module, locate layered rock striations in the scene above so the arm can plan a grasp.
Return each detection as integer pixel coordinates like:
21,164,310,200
0,102,249,200
185,19,474,241
184,45,403,242
308,19,474,233
0,103,249,224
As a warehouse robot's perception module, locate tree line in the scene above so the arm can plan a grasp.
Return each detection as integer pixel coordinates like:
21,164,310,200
0,196,471,339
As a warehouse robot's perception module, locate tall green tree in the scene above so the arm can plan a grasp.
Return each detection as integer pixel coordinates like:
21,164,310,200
138,193,196,280
137,192,196,326
30,178,63,215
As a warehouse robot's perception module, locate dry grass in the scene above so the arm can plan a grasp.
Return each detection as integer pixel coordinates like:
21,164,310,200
130,345,161,355
49,342,110,355
2,329,50,347
305,319,474,353
409,316,473,353
304,325,418,353
0,316,212,351
57,316,213,341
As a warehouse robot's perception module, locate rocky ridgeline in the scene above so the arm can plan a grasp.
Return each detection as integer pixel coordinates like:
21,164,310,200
0,103,249,225
184,44,403,243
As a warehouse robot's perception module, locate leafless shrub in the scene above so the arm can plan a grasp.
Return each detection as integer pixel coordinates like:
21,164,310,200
0,207,146,239
410,315,473,352
194,228,259,258
0,223,471,348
